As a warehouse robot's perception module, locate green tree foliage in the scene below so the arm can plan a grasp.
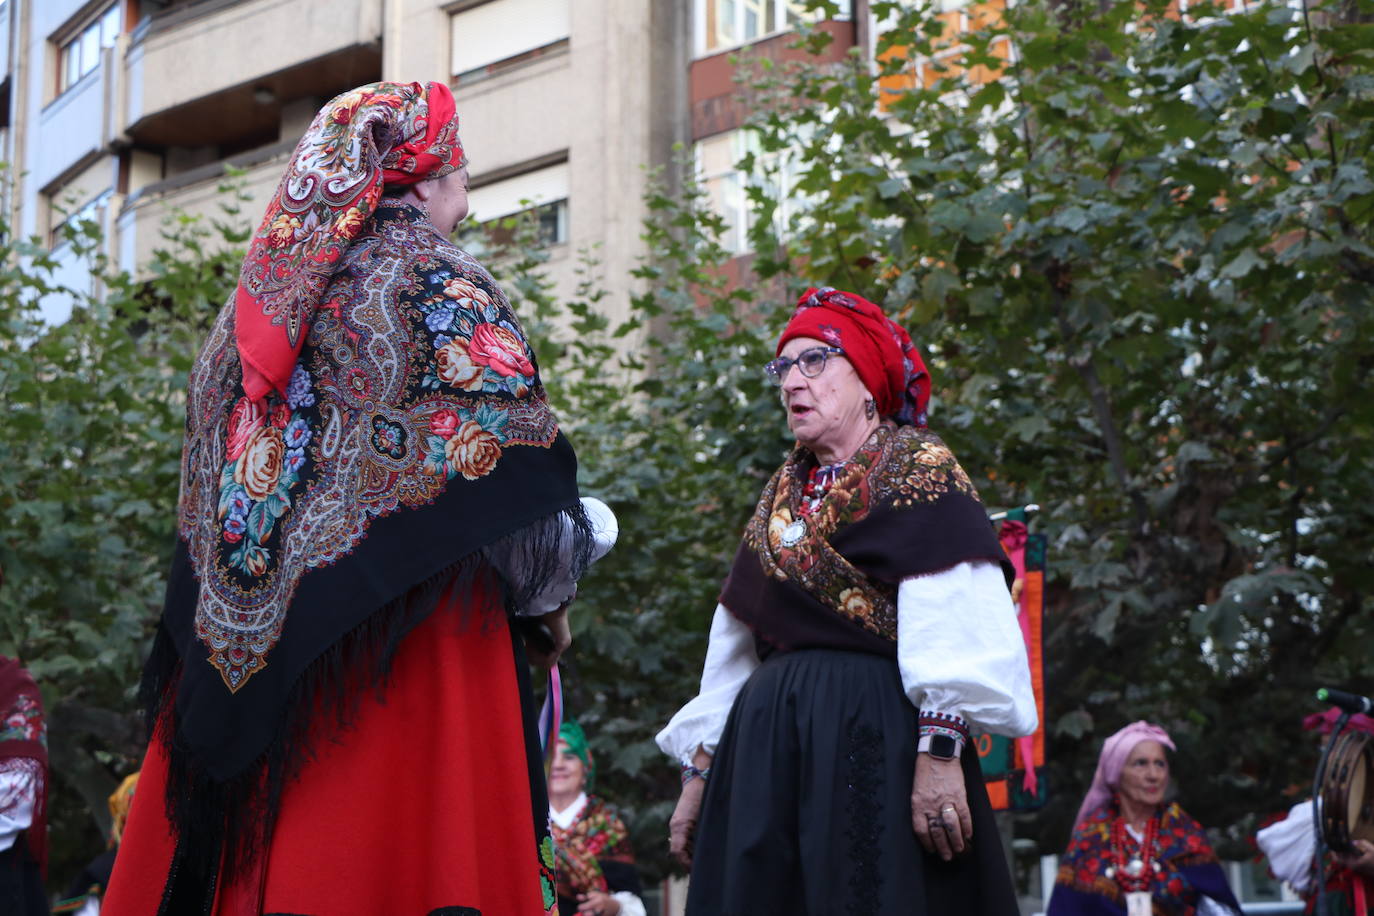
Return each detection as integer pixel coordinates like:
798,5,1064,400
6,0,1373,887
730,0,1372,852
492,0,1374,877
0,179,247,883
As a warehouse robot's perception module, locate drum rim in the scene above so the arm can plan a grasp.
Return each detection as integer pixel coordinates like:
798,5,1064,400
1319,730,1374,853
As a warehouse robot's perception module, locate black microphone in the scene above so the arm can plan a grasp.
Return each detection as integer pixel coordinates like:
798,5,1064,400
1317,687,1374,715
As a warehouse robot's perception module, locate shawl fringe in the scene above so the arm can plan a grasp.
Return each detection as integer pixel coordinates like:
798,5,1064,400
140,501,593,901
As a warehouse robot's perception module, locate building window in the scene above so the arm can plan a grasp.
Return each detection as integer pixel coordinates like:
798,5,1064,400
695,0,851,58
49,189,112,249
696,129,806,255
58,3,120,96
467,161,570,248
451,0,570,83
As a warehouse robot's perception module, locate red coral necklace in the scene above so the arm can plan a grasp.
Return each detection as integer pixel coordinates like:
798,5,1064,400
1105,815,1159,892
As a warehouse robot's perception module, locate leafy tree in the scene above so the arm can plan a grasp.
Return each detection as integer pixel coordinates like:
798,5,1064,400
0,176,247,884
485,0,1374,881
732,0,1373,854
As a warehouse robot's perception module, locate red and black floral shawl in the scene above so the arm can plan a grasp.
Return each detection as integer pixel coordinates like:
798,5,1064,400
143,200,591,884
551,796,641,907
1052,800,1243,915
0,656,47,876
721,422,1011,658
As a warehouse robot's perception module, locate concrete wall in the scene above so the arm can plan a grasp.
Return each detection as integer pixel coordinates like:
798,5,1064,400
126,0,382,128
444,0,688,328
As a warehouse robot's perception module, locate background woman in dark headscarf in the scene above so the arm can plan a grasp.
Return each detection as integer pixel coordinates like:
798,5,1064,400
103,81,615,916
0,653,47,916
548,720,644,916
1049,721,1242,916
658,287,1037,914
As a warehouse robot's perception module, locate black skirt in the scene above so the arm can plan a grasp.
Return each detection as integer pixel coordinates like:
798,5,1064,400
0,840,47,916
686,648,1018,916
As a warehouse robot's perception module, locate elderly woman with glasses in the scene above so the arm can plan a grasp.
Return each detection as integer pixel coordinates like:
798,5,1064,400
657,287,1038,915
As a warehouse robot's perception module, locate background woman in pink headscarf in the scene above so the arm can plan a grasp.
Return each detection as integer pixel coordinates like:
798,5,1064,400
1049,721,1242,916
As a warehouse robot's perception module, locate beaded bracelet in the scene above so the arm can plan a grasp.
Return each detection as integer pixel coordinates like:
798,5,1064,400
680,763,711,786
918,710,970,743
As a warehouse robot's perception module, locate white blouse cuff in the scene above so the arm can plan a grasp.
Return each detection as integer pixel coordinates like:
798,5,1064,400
656,603,759,765
612,891,647,916
0,761,40,853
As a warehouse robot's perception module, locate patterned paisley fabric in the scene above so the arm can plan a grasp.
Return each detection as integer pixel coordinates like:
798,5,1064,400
235,81,464,401
721,422,1010,656
144,199,590,889
1051,800,1243,916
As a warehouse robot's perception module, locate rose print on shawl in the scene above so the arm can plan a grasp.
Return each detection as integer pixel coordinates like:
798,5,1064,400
182,205,560,693
216,366,317,579
0,693,45,745
235,82,464,401
417,266,538,398
469,324,535,378
423,407,506,481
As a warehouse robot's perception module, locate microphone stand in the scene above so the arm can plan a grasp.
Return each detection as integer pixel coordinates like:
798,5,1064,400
1311,708,1351,916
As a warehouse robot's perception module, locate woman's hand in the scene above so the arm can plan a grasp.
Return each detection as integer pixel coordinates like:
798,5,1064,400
524,604,571,669
1336,838,1374,878
670,777,705,868
911,753,972,861
576,890,621,915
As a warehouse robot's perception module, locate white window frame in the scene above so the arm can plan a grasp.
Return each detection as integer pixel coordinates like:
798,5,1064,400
56,3,120,97
467,162,570,248
694,0,852,59
450,0,570,82
695,128,812,255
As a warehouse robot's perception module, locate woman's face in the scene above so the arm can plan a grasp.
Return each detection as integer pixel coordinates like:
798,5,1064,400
548,740,586,797
777,335,873,460
425,166,470,235
1117,739,1169,810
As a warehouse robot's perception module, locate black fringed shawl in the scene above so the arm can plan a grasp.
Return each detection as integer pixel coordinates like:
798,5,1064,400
721,423,1011,658
143,201,591,893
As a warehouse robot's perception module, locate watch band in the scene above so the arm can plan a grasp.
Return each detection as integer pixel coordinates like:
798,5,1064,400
918,732,963,760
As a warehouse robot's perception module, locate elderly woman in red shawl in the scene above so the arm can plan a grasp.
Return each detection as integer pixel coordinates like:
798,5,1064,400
1049,721,1242,916
103,81,615,916
0,653,47,916
657,287,1038,914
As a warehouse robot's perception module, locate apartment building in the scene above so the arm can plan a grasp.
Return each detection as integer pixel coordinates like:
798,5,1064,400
0,0,875,327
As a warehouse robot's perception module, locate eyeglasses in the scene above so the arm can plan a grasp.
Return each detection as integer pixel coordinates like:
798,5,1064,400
764,346,844,385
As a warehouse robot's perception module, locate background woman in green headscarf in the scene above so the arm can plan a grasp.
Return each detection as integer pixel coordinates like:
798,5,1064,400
548,720,644,916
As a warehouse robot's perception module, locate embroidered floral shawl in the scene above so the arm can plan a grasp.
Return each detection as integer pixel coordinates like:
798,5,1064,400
0,656,47,876
1050,800,1243,916
144,201,590,882
721,422,1010,657
551,796,640,905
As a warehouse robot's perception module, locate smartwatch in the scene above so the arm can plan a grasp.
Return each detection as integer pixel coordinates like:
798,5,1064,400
918,733,961,760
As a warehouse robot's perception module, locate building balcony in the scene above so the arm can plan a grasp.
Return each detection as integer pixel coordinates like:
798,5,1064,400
121,0,383,153
115,137,290,275
32,42,123,194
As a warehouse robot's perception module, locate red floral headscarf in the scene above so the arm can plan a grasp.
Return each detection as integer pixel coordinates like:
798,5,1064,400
235,81,465,401
775,286,931,427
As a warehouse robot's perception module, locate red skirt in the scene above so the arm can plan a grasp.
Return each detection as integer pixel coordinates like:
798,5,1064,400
104,588,556,916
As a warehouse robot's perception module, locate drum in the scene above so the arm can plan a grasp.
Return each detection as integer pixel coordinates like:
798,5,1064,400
1320,730,1374,853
